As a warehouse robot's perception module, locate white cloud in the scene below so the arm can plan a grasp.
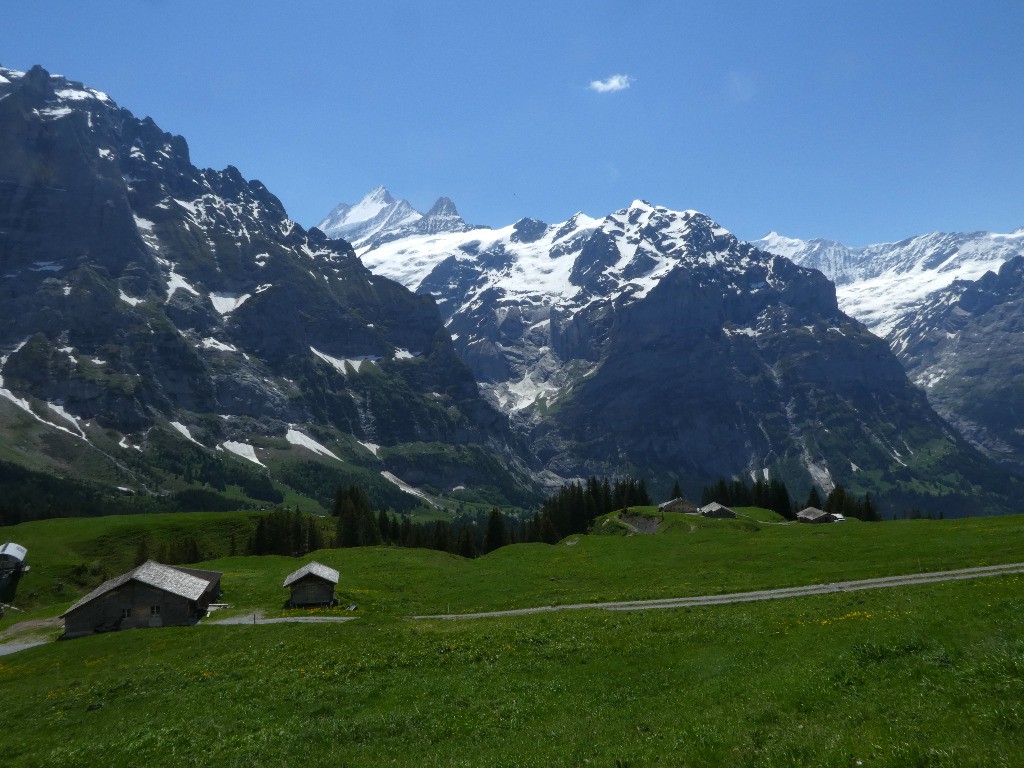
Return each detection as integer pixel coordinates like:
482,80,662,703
589,74,632,93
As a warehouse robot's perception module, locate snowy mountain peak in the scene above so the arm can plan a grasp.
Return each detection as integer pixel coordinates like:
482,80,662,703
365,184,394,200
317,187,472,248
425,196,459,217
0,64,114,108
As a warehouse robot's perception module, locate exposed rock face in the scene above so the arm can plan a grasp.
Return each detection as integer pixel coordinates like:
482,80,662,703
355,200,1017,515
889,256,1024,476
0,66,535,509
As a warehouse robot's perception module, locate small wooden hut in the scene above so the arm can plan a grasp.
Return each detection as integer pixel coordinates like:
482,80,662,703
797,506,840,524
60,560,222,639
699,502,736,519
658,497,697,513
283,562,339,607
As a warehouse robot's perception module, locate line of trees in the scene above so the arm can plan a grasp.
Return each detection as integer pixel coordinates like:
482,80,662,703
819,484,879,522
700,477,795,520
327,477,652,557
524,476,651,544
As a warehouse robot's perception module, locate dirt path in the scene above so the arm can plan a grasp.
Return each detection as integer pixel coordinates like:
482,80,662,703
414,562,1024,620
204,610,358,626
0,617,62,657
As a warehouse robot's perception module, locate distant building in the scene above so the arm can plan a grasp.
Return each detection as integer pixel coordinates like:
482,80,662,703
699,502,736,519
658,497,697,513
60,561,222,639
797,506,842,524
284,562,339,607
0,542,27,572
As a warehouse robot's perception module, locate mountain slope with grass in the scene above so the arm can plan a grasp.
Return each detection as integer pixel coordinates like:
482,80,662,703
0,66,537,517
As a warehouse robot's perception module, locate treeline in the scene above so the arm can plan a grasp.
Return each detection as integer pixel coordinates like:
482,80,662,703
328,477,651,557
525,476,651,543
816,484,879,522
332,484,515,558
700,476,879,522
700,477,795,520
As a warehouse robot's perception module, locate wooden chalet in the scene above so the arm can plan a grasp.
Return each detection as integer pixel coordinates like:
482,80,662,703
699,502,736,519
658,497,697,513
59,561,222,639
796,506,842,524
283,561,339,607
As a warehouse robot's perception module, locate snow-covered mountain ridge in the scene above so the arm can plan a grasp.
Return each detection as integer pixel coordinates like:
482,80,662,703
334,191,1018,514
360,200,774,412
755,228,1024,337
317,186,471,249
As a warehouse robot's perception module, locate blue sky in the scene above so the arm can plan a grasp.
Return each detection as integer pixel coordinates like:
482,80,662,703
3,1,1022,245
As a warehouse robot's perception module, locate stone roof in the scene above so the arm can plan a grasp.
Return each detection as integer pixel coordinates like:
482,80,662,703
0,541,27,563
59,561,216,617
700,502,733,515
658,497,696,512
797,506,831,521
283,561,340,588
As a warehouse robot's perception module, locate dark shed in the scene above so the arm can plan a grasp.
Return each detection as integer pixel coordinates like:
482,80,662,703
284,562,339,607
59,560,222,639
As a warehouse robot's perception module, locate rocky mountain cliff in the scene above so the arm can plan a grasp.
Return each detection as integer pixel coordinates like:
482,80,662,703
353,199,1017,515
758,227,1024,482
0,66,536,514
889,256,1024,476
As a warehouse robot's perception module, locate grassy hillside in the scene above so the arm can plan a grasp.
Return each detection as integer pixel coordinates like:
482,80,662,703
5,508,1024,621
3,577,1024,766
3,510,1024,765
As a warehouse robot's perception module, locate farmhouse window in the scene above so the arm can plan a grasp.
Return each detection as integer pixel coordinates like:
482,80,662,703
150,605,161,616
121,608,132,618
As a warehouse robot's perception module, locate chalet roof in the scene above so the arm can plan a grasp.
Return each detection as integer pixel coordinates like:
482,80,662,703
797,506,830,521
700,502,732,515
283,561,340,588
658,497,696,511
0,542,27,563
59,561,215,617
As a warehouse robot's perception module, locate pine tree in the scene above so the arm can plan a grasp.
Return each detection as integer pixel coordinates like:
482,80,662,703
671,480,682,500
456,526,476,558
484,508,509,553
805,486,823,509
134,537,150,566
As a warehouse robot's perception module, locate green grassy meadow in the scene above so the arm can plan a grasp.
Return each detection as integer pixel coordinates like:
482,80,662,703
2,508,1024,765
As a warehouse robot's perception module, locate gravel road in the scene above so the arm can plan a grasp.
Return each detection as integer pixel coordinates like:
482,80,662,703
204,610,358,625
414,562,1024,620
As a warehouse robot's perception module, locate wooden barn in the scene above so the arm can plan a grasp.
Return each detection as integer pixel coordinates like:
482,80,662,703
59,561,222,639
797,506,842,524
658,497,697,513
284,562,339,607
0,542,27,572
699,502,736,519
